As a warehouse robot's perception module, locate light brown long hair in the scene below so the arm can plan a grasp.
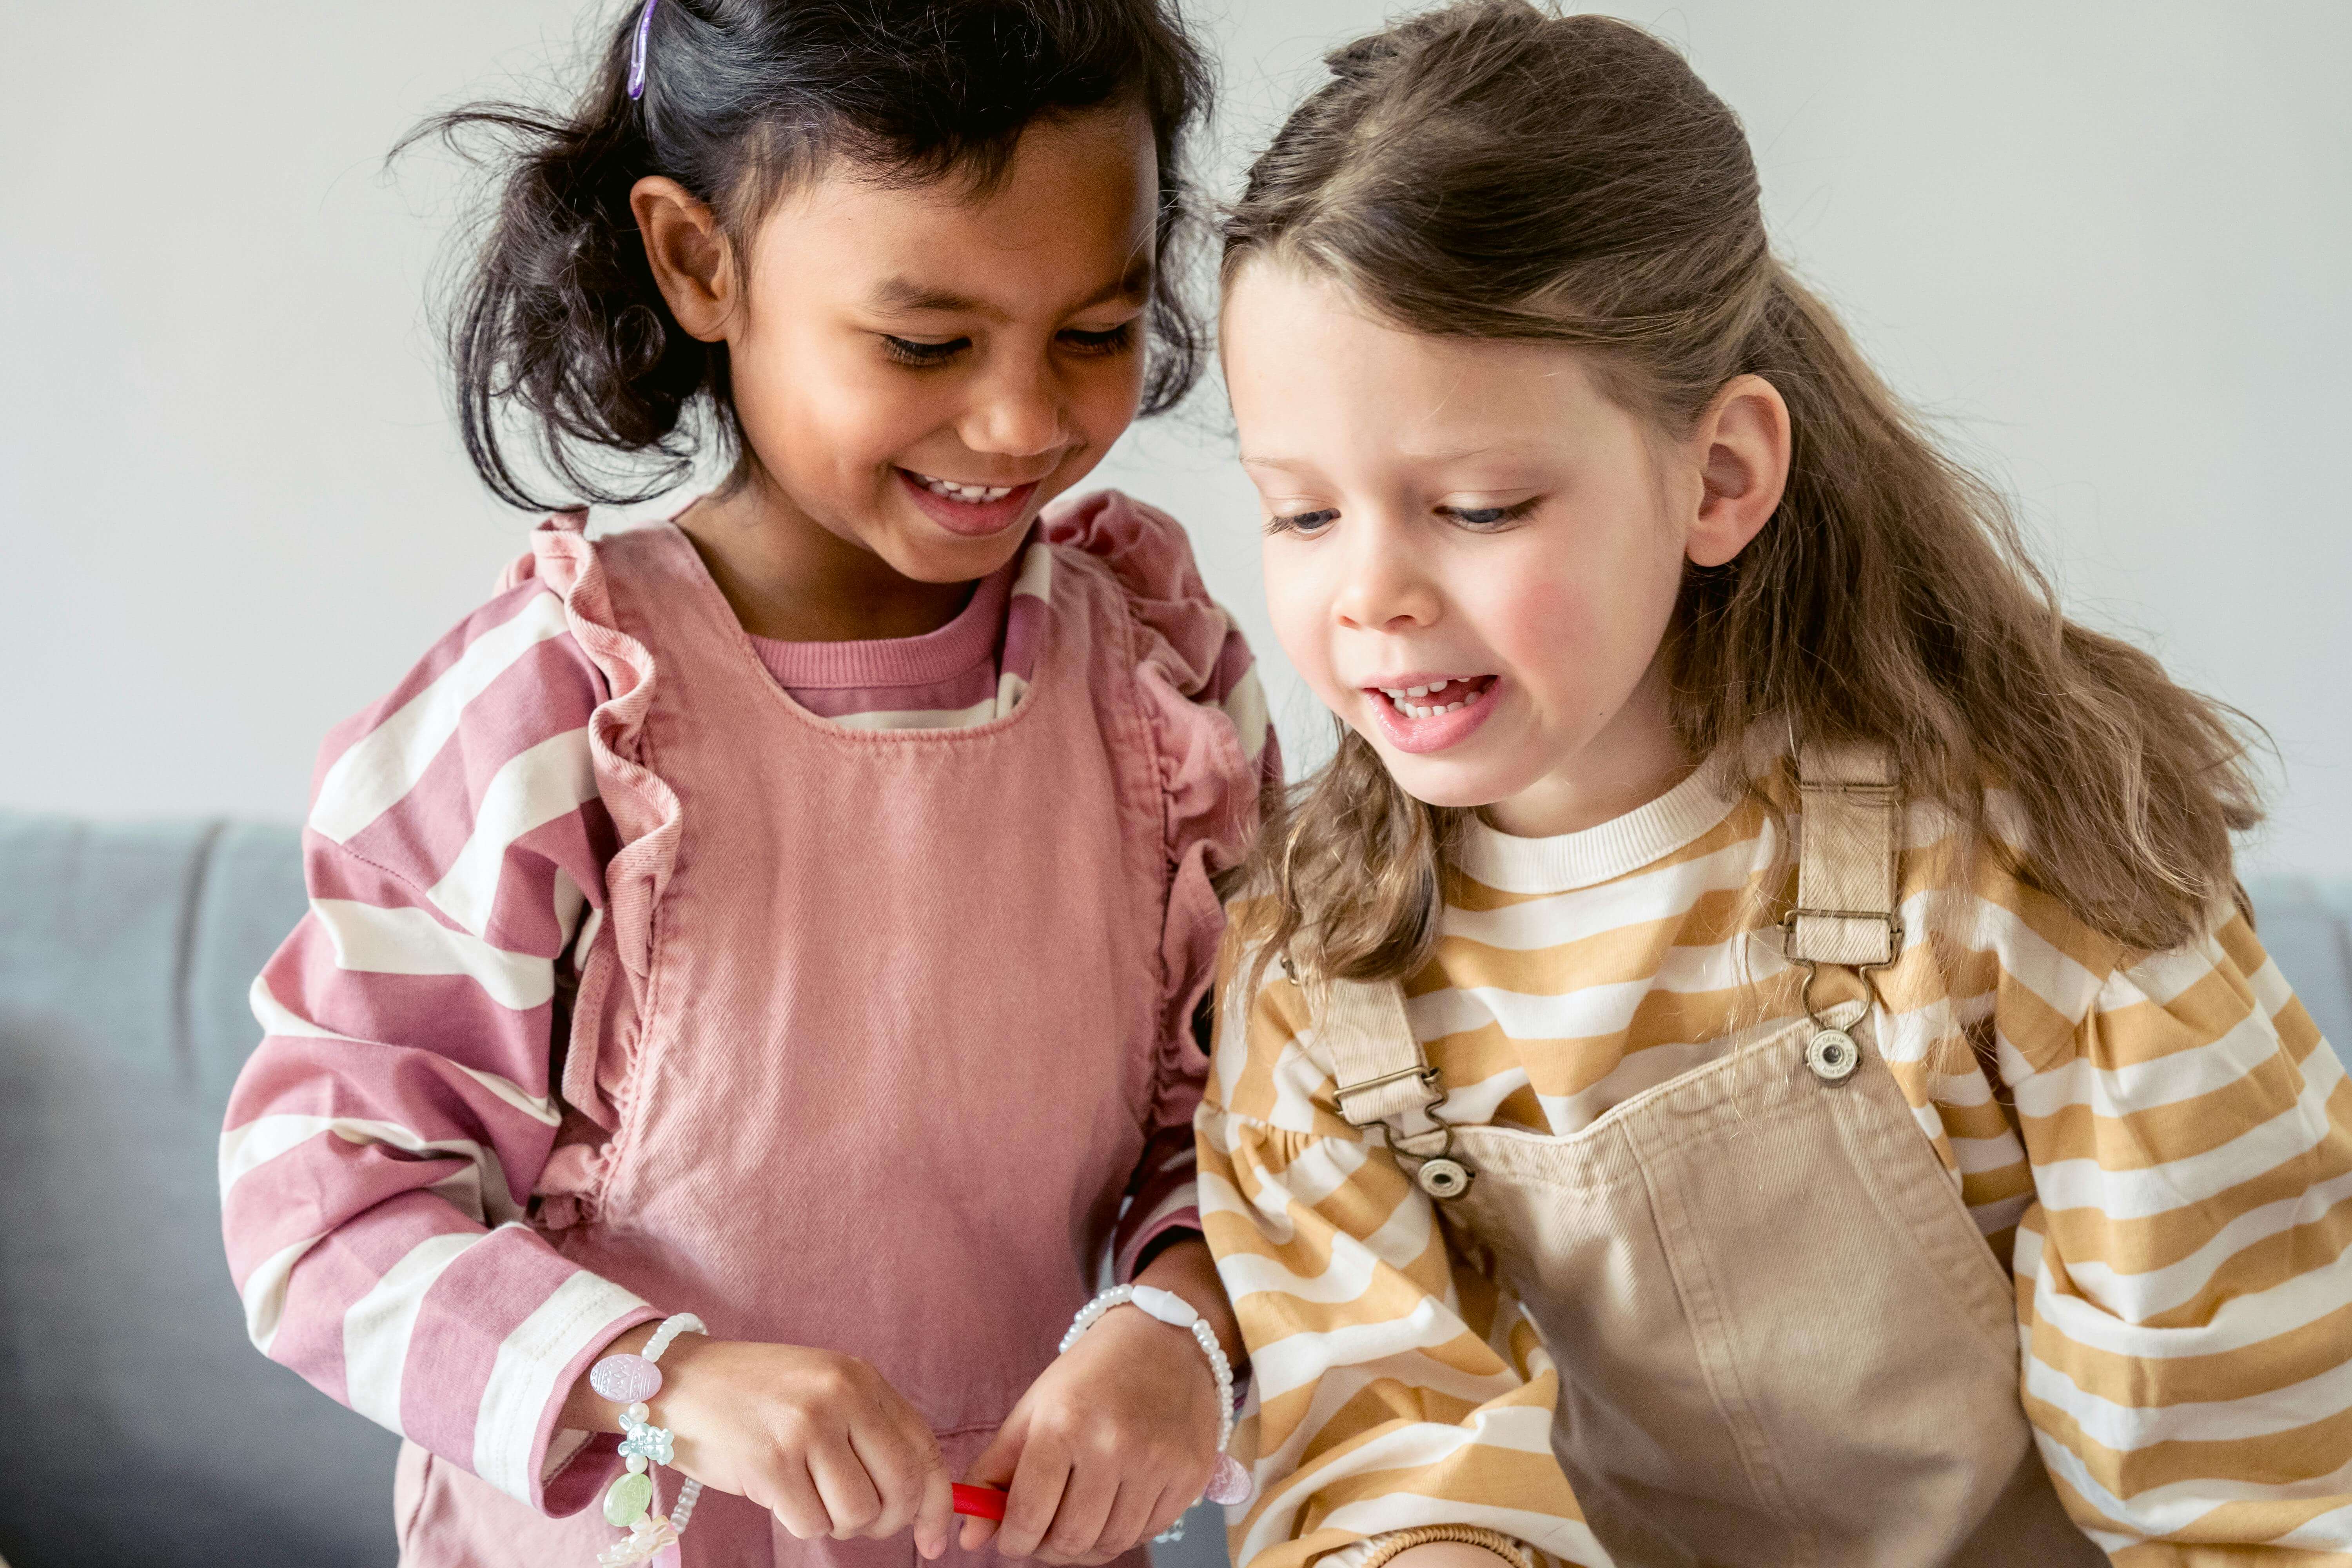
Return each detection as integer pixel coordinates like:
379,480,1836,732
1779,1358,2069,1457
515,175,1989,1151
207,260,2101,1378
1229,0,2261,987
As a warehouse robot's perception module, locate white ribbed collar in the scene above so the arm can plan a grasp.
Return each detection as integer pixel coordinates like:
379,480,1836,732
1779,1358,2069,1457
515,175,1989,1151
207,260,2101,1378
1452,754,1744,895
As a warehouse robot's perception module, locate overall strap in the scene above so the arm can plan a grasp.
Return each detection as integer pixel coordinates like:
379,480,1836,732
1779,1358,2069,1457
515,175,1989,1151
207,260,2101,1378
1786,740,1902,968
1323,977,1445,1132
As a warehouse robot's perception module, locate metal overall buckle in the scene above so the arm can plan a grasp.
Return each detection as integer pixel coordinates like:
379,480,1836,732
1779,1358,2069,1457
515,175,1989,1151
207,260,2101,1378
1780,909,1903,1085
1364,1081,1468,1203
1356,1068,1474,1200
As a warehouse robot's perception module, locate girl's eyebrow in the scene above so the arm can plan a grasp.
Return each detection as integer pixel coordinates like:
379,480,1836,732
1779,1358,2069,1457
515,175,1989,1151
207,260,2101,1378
867,262,1153,321
871,278,994,316
1244,445,1516,469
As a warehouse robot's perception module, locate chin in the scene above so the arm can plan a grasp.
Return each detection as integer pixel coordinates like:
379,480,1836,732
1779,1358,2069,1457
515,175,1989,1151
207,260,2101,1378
1376,755,1517,812
877,510,1033,581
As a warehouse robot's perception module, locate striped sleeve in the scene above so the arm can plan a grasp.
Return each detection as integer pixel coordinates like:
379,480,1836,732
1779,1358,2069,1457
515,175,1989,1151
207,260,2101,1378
1200,942,1613,1568
220,580,661,1515
2001,900,2352,1559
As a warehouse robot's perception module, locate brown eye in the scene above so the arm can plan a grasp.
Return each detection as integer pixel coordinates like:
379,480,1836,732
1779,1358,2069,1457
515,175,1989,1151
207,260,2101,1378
880,335,968,367
1059,322,1138,356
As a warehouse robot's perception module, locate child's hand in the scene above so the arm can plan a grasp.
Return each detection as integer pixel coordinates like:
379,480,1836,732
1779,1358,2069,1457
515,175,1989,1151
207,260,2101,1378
573,1332,955,1557
959,1307,1222,1562
960,1244,1235,1564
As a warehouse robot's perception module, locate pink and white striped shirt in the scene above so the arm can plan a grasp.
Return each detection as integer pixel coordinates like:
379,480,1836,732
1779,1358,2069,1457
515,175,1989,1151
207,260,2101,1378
222,517,1274,1507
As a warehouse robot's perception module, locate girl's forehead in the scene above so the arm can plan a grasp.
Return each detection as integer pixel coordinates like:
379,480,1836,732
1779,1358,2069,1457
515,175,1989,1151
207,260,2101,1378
748,110,1159,308
1226,264,1613,448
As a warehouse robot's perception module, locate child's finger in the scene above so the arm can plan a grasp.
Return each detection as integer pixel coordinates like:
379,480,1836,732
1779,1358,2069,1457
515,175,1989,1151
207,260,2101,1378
1038,1457,1117,1562
807,1439,887,1539
913,1465,955,1559
761,1459,836,1542
906,1430,954,1560
847,1418,929,1541
957,1423,1022,1554
1094,1479,1158,1558
861,1397,953,1556
993,1437,1074,1560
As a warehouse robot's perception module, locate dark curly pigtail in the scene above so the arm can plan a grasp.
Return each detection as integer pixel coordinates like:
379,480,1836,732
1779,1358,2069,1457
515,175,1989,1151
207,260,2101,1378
406,0,1213,512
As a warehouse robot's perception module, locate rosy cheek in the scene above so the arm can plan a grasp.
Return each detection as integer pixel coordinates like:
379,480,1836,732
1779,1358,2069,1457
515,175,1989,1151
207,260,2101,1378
1478,572,1586,671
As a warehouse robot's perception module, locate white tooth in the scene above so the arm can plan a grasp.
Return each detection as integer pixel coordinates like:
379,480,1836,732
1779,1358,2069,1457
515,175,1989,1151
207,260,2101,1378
1444,701,1463,713
1406,685,1428,697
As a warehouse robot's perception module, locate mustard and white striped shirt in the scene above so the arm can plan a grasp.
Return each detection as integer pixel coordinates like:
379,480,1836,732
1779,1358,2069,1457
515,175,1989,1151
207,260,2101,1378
1200,763,2352,1567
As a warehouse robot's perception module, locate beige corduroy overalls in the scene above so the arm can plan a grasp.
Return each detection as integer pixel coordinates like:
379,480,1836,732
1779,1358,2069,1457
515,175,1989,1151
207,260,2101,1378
1316,746,2106,1567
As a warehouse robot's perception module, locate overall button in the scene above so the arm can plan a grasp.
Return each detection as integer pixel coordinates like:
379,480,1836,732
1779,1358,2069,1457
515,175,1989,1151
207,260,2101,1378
1806,1027,1860,1082
1417,1158,1472,1199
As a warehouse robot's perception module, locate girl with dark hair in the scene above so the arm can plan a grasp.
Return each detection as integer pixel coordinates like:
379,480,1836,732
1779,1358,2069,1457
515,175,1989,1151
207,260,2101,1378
1199,4,2350,1567
218,4,1272,1564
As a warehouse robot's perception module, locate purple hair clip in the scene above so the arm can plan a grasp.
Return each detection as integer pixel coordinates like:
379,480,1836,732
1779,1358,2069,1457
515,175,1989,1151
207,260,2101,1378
627,0,659,102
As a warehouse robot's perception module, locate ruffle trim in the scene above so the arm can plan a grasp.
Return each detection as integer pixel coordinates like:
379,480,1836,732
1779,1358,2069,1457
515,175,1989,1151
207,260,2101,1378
501,513,683,1216
1043,491,1267,1129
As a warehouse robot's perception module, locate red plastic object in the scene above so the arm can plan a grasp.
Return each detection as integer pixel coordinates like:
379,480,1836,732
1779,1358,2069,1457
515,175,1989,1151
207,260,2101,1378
951,1483,1008,1521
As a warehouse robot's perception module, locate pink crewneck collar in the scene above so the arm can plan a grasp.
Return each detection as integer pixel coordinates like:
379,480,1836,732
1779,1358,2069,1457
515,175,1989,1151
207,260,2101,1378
744,540,1020,690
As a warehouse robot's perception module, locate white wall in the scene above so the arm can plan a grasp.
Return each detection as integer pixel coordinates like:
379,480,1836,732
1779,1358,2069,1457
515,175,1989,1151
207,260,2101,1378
5,2,2346,878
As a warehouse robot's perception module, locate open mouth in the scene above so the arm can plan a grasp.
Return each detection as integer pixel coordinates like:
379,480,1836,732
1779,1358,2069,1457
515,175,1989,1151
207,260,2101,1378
1372,675,1496,720
1362,674,1501,755
905,470,1019,505
895,468,1041,538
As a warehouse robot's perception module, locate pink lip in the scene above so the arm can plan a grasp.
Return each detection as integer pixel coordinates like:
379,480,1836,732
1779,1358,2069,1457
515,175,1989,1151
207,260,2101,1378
896,469,1043,539
1364,676,1501,755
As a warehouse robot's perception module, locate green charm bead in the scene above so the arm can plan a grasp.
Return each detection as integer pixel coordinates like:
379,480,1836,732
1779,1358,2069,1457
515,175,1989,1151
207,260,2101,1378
604,1471,654,1527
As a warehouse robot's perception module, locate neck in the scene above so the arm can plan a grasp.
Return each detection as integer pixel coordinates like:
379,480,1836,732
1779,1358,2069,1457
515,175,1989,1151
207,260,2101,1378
1482,658,1694,839
676,462,976,642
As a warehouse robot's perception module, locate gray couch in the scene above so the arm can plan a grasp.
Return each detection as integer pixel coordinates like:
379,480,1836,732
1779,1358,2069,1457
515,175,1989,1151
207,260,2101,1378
5,812,2349,1568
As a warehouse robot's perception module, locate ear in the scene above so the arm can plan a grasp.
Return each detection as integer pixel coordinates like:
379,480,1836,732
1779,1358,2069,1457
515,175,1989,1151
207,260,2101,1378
1684,374,1791,568
631,176,736,343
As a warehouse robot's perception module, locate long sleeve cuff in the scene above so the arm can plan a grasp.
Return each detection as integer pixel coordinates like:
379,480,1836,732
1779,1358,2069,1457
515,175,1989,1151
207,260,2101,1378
1338,1527,1534,1568
505,1276,665,1516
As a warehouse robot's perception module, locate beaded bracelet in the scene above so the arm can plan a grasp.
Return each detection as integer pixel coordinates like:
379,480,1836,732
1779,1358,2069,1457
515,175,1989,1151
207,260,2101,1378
1060,1285,1253,1512
588,1313,706,1567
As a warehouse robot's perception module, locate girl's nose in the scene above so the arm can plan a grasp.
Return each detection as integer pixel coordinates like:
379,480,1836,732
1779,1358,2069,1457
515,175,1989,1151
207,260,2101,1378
960,352,1069,460
1332,526,1441,631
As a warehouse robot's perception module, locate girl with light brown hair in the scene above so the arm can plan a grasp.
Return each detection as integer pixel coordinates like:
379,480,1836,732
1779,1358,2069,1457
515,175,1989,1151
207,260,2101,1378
1197,5,2352,1566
